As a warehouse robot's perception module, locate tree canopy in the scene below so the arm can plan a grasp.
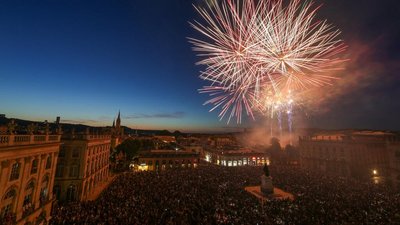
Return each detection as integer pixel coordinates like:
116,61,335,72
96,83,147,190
116,139,155,160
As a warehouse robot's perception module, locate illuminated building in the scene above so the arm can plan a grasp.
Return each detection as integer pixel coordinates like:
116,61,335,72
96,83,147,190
0,119,61,225
204,149,268,167
54,129,111,202
299,131,399,182
136,150,199,171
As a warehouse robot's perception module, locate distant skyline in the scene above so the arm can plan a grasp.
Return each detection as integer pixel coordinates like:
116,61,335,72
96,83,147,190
0,0,399,132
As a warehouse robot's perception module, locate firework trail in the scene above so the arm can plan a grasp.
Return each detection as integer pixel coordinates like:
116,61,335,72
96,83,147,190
199,84,255,124
189,0,346,124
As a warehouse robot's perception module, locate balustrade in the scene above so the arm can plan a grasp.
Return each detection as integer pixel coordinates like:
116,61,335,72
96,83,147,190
0,134,61,147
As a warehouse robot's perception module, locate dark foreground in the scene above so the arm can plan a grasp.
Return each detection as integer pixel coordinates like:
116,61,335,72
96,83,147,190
51,164,400,225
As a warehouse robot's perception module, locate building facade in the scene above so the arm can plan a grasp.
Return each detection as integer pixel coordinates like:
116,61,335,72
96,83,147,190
136,150,199,171
0,129,61,224
54,131,111,202
177,136,205,157
204,149,269,167
299,131,398,182
387,140,400,189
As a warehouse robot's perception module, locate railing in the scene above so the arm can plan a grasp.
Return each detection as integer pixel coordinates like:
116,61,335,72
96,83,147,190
0,134,61,147
62,134,111,140
0,135,9,144
48,135,60,141
299,136,346,142
34,135,46,142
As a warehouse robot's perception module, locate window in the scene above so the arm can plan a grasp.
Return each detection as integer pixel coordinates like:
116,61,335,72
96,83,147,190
24,181,35,207
2,189,16,216
53,185,61,200
31,159,38,174
55,164,64,177
4,189,16,200
69,165,79,177
66,185,77,201
72,149,79,158
40,176,49,205
45,156,52,169
10,162,20,181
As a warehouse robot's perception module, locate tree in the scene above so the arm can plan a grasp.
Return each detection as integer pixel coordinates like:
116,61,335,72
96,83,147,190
115,139,156,160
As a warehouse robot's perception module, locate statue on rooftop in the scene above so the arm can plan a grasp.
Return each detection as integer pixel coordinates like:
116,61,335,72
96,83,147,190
27,123,37,135
7,119,16,134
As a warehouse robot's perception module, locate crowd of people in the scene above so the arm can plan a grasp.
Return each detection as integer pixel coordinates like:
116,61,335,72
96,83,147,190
51,164,400,224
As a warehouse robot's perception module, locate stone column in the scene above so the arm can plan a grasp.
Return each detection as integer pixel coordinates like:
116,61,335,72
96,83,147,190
33,154,46,209
0,160,11,198
48,151,58,200
15,157,31,220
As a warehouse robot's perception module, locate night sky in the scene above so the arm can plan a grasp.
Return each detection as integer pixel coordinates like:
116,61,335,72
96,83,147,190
0,0,399,132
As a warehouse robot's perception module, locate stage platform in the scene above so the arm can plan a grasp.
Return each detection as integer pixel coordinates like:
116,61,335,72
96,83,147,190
245,186,294,202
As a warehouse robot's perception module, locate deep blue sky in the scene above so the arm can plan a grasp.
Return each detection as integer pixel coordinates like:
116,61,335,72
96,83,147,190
0,0,399,132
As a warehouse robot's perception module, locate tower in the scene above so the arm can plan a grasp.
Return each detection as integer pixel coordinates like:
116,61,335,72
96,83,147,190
115,111,121,135
111,111,122,149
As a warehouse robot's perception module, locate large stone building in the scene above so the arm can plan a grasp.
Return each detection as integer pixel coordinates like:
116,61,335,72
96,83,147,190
136,150,199,171
204,149,269,167
54,130,111,202
176,136,204,157
299,131,400,183
0,120,61,225
387,139,400,189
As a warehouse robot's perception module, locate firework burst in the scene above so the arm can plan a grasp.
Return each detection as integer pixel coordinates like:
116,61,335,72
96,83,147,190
254,0,347,90
189,0,346,123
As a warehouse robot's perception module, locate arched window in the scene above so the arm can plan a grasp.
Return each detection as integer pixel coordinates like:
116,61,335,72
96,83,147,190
1,188,17,216
24,180,35,208
40,176,49,205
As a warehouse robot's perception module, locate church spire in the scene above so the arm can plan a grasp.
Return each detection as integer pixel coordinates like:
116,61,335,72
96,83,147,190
116,110,121,128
